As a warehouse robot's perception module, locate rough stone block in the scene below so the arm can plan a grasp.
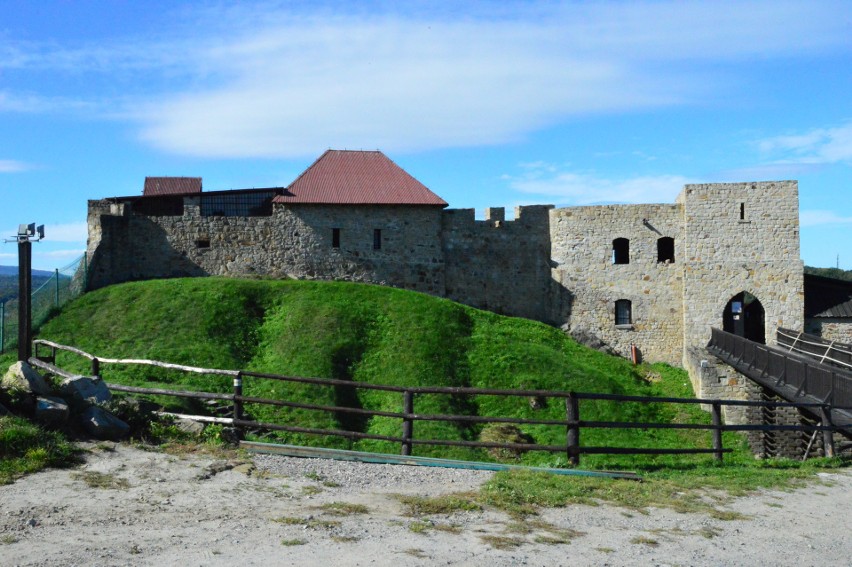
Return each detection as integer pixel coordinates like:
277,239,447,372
60,375,112,406
1,361,52,396
79,406,130,440
35,396,70,426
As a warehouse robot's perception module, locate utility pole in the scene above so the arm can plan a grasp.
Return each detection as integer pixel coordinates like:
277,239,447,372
6,224,44,362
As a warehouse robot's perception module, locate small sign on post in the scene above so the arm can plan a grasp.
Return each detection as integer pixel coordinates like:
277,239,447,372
5,223,44,362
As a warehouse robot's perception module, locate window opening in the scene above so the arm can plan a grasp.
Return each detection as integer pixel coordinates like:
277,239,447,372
332,228,340,248
612,238,630,264
195,239,210,249
373,229,382,250
740,202,745,220
133,196,184,216
657,237,675,263
615,299,632,325
200,191,275,217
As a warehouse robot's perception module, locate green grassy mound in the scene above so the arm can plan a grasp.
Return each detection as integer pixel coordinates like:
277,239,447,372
33,277,737,468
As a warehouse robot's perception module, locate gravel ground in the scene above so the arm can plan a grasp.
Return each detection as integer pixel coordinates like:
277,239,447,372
0,443,850,566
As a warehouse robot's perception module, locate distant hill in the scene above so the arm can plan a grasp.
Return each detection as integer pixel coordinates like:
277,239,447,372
804,266,852,282
0,266,55,278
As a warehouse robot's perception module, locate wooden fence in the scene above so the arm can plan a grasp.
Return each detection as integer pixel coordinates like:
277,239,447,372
31,339,841,465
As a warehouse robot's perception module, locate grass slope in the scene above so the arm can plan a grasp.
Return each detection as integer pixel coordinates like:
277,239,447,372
34,278,737,468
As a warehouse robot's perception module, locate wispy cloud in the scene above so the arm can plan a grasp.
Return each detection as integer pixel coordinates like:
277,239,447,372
757,121,852,165
0,159,33,173
800,210,852,228
505,162,693,205
1,1,849,158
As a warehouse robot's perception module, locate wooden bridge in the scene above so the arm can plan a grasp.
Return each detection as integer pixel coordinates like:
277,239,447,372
707,327,852,454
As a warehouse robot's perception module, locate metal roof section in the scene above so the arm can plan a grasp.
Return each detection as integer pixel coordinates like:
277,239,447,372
143,177,202,197
805,274,852,318
274,149,448,206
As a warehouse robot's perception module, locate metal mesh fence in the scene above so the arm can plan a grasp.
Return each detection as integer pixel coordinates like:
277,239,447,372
0,254,87,353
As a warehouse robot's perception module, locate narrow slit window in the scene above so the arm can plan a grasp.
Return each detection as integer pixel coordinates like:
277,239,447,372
373,228,382,250
332,228,340,248
657,237,675,263
740,202,745,220
612,238,629,264
615,299,632,325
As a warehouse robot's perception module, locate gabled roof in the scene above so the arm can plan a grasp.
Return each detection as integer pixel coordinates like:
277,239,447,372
805,274,852,318
143,177,202,197
273,150,447,206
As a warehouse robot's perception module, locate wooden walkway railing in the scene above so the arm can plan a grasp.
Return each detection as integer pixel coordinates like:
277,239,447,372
31,339,842,465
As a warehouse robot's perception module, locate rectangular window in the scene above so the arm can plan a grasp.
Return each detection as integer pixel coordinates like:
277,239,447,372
615,300,632,326
332,228,340,248
740,202,745,220
195,239,210,249
373,228,382,250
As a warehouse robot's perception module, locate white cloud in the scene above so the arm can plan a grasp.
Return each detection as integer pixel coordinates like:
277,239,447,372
757,122,852,165
0,159,33,173
505,162,692,205
3,1,850,158
800,210,852,228
42,222,88,243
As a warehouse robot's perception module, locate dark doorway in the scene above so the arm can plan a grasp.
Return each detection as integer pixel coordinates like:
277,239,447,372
723,292,765,343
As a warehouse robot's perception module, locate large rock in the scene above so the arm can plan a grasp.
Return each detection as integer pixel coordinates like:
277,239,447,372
34,396,70,426
59,376,112,406
1,362,52,396
79,406,130,440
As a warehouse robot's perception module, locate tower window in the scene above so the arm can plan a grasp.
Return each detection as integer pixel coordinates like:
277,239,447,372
615,299,632,325
332,228,340,248
657,237,675,263
740,202,746,220
612,238,630,264
373,228,382,250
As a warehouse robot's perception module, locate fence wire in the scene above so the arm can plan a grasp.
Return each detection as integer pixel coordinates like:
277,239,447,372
0,254,87,353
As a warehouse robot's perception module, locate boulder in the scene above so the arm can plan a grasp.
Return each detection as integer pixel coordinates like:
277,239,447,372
34,396,70,426
1,361,52,397
59,375,112,406
79,406,130,441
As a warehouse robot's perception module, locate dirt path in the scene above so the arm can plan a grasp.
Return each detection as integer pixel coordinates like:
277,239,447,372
1,443,850,566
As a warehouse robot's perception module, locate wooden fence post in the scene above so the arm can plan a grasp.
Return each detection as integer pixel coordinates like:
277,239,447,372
401,390,413,456
233,373,244,426
566,392,580,466
821,405,836,458
711,401,724,462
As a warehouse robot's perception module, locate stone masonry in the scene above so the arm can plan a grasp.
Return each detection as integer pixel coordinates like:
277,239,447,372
87,171,805,383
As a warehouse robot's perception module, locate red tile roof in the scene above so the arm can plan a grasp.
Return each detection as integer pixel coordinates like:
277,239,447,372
143,177,202,196
273,150,447,206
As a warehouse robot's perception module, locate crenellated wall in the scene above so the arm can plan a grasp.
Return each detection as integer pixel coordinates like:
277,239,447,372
442,205,556,322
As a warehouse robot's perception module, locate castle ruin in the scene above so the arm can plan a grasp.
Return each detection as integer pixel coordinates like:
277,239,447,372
87,150,805,373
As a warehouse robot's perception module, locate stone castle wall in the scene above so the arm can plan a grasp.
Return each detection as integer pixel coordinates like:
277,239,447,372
805,319,852,344
87,180,806,368
88,199,446,295
679,181,804,359
550,203,685,365
441,205,556,322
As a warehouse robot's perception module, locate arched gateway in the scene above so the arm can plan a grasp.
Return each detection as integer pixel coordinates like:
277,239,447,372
723,292,765,344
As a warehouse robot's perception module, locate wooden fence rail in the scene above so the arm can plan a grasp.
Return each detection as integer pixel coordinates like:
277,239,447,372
31,339,840,465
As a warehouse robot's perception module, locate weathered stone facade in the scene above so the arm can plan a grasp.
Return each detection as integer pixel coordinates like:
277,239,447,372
87,179,805,373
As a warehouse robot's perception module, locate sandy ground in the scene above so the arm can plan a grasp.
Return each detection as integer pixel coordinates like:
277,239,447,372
0,443,850,567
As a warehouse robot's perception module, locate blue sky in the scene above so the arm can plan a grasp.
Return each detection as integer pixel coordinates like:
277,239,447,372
1,0,850,270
